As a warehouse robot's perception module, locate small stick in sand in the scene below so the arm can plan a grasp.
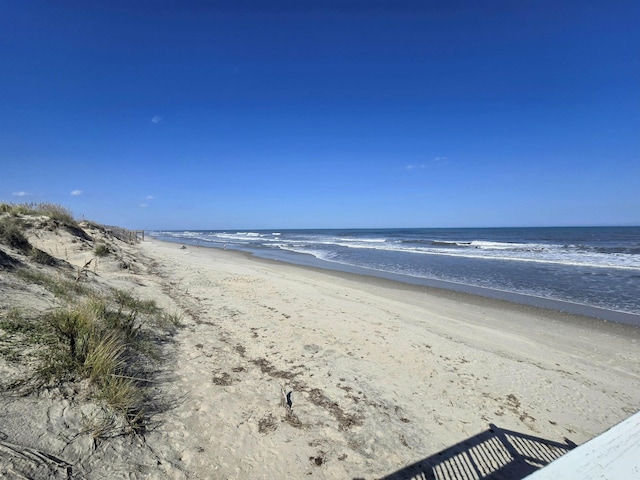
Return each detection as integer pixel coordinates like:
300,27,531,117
281,386,293,412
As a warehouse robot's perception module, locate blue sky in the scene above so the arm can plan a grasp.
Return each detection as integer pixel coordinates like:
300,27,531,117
1,1,638,229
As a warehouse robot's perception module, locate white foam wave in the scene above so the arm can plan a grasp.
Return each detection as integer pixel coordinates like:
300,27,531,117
150,231,640,271
334,240,640,270
469,241,545,251
275,245,338,262
338,237,387,243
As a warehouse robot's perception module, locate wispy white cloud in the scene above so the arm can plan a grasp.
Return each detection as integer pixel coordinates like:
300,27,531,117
12,191,31,197
139,195,155,207
405,156,450,171
151,115,162,124
70,190,82,196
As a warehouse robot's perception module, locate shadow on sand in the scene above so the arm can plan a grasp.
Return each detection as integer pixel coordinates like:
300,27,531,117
380,424,576,480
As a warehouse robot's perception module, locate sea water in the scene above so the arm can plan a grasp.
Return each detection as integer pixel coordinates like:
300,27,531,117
150,227,640,325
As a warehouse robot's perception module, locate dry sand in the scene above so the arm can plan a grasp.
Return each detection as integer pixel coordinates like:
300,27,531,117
2,228,639,479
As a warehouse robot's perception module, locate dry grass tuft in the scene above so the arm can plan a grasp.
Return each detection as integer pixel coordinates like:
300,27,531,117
2,284,174,432
0,202,76,225
0,217,31,252
94,243,111,257
0,203,178,434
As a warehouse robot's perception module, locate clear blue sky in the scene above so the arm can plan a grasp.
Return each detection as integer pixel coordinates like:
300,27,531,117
1,1,638,230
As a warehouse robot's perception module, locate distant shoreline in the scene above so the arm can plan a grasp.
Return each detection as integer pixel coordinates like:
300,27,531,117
149,236,640,329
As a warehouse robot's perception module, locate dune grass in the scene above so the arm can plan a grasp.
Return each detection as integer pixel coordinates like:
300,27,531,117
0,217,60,266
0,202,77,226
11,290,173,433
94,243,111,257
0,207,67,266
42,303,146,426
0,216,31,252
0,202,178,434
16,268,90,300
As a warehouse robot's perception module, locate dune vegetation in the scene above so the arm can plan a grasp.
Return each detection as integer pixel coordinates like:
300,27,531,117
0,203,181,436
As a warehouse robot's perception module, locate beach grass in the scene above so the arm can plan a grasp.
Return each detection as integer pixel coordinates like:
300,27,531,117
34,290,173,431
16,268,90,299
30,247,58,265
160,311,184,329
0,202,77,226
0,216,31,252
0,202,177,434
1,216,61,266
94,243,111,257
4,288,171,432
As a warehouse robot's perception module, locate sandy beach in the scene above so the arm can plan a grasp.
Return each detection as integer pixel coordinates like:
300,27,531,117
2,224,640,479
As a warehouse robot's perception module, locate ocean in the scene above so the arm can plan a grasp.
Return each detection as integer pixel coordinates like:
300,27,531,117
150,227,640,326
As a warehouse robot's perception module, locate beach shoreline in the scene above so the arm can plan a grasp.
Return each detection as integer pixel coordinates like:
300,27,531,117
155,235,640,327
149,226,640,322
139,237,640,477
149,237,640,362
3,224,639,479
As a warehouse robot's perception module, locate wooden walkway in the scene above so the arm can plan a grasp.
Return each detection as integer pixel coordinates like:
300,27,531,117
524,411,640,479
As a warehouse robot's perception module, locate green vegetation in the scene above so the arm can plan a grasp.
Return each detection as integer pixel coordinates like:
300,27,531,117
0,216,57,265
16,268,90,300
39,299,150,428
160,311,184,329
30,247,57,265
94,243,111,257
0,203,33,216
0,203,177,435
32,202,77,225
0,308,52,361
0,217,31,252
0,202,77,226
0,201,91,242
1,285,176,433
